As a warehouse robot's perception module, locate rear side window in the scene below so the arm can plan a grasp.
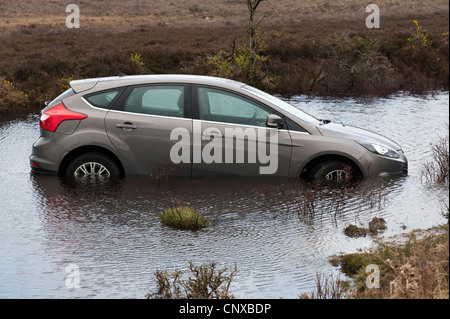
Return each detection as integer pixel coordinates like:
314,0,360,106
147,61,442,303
85,90,120,109
124,85,184,118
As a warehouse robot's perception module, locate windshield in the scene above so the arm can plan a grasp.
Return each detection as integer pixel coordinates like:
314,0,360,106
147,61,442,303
242,85,321,125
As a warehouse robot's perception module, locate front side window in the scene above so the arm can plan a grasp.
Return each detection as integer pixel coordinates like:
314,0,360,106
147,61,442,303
124,85,184,118
198,87,271,127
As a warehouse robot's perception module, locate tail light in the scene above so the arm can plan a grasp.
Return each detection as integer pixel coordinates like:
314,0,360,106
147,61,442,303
30,161,40,168
40,103,87,132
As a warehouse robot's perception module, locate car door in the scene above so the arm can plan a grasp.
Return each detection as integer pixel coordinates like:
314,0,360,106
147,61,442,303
191,86,292,176
104,84,192,176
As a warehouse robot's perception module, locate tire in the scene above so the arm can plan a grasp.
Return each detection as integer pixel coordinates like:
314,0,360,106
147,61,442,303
309,160,355,182
66,152,120,179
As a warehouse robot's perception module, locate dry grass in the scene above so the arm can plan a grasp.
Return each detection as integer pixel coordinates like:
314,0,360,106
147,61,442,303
421,124,450,187
1,0,447,29
300,272,349,299
0,0,448,114
330,225,449,299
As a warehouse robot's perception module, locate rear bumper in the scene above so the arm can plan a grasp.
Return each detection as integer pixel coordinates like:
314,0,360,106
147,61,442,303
30,162,57,175
29,136,65,175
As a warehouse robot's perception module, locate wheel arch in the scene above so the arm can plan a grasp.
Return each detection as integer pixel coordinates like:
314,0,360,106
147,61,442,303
58,145,125,176
299,154,365,180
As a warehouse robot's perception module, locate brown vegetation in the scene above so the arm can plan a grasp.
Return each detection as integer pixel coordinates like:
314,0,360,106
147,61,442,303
421,124,449,221
323,225,449,299
146,260,237,299
421,124,450,187
0,0,448,115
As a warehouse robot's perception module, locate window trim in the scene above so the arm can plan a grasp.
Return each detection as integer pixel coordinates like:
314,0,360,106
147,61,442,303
111,83,192,119
83,88,125,110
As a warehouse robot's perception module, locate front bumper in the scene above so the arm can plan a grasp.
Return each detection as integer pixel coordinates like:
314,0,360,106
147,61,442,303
359,150,408,178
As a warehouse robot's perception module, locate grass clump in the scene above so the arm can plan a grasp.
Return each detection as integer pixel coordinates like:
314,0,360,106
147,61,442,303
160,206,210,231
339,253,381,277
343,217,387,238
344,224,368,238
368,217,387,234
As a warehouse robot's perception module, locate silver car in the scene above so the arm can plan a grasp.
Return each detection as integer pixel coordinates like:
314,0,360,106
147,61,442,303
30,75,407,180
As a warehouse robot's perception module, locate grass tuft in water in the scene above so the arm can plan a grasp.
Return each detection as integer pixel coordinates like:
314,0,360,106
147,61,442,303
160,206,210,231
344,224,368,238
344,217,387,238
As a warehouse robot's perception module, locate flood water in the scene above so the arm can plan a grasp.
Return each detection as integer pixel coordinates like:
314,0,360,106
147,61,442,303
0,92,448,299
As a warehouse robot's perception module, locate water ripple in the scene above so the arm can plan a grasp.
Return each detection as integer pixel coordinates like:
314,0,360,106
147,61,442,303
0,94,448,298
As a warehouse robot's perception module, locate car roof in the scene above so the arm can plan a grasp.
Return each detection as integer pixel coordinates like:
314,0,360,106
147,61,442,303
70,74,244,93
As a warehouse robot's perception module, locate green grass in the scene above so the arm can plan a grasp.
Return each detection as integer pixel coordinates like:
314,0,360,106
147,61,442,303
343,217,387,238
160,206,210,231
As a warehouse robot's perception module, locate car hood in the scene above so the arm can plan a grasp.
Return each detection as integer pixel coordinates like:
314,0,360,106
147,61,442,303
316,122,402,150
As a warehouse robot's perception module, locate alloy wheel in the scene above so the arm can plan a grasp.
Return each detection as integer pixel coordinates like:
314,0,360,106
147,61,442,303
74,162,111,178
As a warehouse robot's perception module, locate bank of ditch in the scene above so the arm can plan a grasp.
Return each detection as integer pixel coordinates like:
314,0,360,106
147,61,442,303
0,12,448,115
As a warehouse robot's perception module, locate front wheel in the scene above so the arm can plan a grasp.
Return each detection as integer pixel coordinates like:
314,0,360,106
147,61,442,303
66,152,120,179
309,160,357,182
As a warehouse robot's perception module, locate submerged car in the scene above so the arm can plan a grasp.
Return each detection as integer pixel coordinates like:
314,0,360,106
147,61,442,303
30,74,407,180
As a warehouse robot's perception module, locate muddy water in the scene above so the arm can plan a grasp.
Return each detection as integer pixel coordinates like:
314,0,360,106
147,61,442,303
0,93,448,298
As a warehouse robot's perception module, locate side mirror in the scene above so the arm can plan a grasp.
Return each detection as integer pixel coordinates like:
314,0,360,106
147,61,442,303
266,114,284,128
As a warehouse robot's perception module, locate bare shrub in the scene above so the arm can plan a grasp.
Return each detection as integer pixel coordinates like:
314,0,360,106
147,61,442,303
146,261,237,299
421,124,449,187
300,272,349,299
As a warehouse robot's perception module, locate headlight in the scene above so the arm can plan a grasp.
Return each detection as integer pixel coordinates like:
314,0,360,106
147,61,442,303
357,141,400,158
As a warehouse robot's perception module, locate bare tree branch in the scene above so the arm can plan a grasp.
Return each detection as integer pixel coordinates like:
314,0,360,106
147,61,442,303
245,0,267,72
222,38,236,59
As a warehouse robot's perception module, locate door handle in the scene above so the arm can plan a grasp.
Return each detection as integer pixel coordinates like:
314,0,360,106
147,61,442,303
202,132,223,139
116,122,137,130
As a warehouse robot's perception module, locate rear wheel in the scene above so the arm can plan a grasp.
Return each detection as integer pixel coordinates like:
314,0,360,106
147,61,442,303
66,152,120,179
309,160,356,182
